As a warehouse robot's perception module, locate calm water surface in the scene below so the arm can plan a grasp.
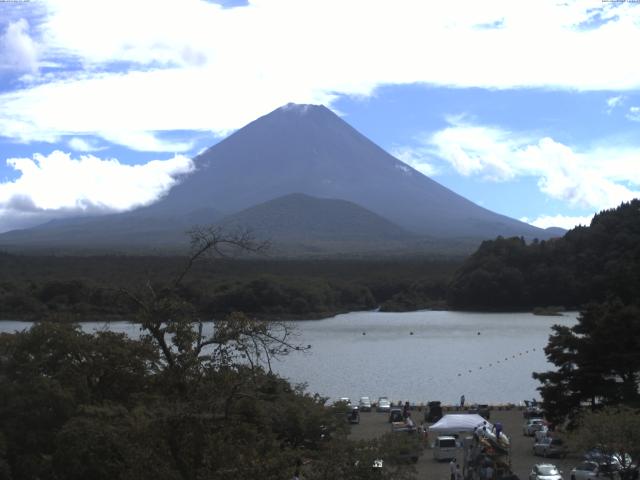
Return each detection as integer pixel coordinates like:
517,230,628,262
1,310,577,404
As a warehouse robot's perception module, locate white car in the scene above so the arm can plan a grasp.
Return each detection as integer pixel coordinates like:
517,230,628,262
530,463,563,480
570,461,620,480
377,397,391,412
534,426,550,443
524,418,545,436
359,396,372,412
433,436,458,461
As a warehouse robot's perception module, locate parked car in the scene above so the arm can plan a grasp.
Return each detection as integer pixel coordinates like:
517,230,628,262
391,420,416,433
377,397,391,412
432,435,458,461
348,407,360,424
468,404,491,419
530,463,563,480
534,426,550,443
359,396,372,412
583,449,636,478
425,401,443,423
570,461,620,480
533,437,568,458
583,447,605,463
391,427,421,463
477,404,491,419
389,408,403,423
523,418,546,436
584,448,632,468
524,400,544,418
524,406,544,418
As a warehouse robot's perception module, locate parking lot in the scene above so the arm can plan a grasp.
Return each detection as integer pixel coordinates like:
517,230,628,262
348,407,580,479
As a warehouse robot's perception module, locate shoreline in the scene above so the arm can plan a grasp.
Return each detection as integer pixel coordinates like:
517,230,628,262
0,307,575,324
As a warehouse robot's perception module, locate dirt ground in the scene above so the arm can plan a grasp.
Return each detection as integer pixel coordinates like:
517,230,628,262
349,408,580,479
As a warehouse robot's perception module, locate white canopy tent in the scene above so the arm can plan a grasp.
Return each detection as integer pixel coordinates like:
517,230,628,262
428,414,492,437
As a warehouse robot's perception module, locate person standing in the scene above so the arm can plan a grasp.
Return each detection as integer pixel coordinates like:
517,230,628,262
405,412,415,430
403,401,411,419
449,458,457,480
455,462,463,480
419,421,428,444
460,395,465,410
485,463,494,480
494,421,503,439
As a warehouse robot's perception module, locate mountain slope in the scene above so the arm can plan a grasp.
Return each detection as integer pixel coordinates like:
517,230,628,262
0,207,222,251
220,193,410,240
148,103,549,239
0,103,554,254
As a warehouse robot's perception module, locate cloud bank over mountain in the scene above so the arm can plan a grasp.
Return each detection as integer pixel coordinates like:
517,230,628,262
0,151,193,232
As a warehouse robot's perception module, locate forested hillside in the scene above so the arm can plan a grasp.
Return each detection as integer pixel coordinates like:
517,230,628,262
448,200,640,310
0,253,458,321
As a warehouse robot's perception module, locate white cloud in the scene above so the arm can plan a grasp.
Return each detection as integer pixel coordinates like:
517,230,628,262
0,150,194,232
606,95,624,113
428,121,518,181
627,106,640,122
424,118,640,212
0,19,39,73
1,0,640,150
101,130,195,153
391,146,439,177
520,214,594,230
67,137,105,152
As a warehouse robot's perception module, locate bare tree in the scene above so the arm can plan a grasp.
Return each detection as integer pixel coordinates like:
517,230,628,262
121,226,307,386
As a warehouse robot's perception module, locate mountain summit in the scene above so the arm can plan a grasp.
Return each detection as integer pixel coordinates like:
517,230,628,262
0,103,554,253
150,103,546,238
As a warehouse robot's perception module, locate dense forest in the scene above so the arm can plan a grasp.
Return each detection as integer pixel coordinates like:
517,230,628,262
2,201,639,320
448,200,640,310
0,250,458,321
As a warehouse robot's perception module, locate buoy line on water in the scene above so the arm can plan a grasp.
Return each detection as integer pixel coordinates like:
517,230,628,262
455,347,538,377
355,328,540,378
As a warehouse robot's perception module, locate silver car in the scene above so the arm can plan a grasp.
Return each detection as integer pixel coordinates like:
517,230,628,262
377,397,391,412
359,396,372,412
530,463,563,480
524,418,546,436
570,461,620,480
533,437,568,458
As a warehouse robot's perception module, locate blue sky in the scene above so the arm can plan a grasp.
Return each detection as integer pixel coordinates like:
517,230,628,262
0,0,639,233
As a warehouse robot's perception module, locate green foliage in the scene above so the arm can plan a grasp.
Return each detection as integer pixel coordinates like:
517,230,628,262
0,321,356,479
0,323,157,480
379,279,448,311
448,200,640,310
0,255,459,320
569,406,640,479
0,229,419,480
202,275,376,317
533,301,640,425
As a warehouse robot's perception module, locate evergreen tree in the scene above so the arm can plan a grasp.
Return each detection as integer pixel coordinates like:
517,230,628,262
533,301,640,425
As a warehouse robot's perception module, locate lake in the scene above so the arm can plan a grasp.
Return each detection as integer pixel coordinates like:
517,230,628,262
0,310,577,405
